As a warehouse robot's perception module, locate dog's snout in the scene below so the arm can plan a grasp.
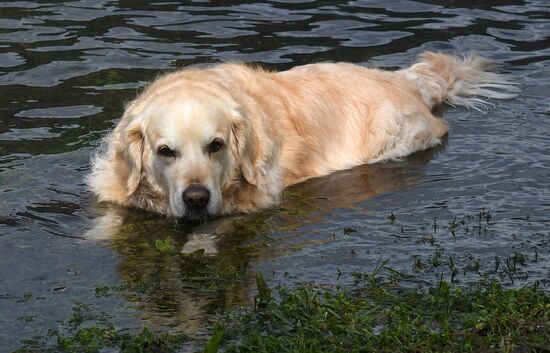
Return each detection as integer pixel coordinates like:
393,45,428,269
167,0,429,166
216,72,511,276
182,185,210,209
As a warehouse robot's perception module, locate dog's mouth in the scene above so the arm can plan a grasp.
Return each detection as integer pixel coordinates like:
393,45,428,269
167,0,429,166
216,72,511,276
177,209,210,227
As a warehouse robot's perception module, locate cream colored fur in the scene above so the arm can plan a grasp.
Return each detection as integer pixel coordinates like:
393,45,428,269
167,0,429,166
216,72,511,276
88,52,518,218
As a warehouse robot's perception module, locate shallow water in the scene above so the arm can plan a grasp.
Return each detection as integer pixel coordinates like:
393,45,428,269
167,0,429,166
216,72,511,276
0,0,549,351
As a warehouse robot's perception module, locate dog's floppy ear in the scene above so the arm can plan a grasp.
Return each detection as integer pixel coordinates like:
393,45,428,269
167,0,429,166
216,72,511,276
116,117,146,196
230,109,259,185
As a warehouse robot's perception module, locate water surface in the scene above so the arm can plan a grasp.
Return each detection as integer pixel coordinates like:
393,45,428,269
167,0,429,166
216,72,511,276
0,0,549,351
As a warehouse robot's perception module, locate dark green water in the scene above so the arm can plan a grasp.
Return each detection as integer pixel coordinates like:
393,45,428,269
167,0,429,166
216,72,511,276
0,1,549,351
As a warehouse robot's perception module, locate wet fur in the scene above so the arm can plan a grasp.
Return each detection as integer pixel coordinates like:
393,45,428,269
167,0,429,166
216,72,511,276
88,52,518,217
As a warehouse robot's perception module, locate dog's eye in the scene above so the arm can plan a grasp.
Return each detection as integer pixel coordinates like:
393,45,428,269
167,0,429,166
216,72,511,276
157,145,176,158
207,139,224,154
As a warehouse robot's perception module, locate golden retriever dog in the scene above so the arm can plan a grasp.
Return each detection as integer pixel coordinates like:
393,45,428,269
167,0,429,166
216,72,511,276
88,52,517,223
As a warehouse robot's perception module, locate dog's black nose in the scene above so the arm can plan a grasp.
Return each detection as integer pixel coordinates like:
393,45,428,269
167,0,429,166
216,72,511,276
182,185,210,209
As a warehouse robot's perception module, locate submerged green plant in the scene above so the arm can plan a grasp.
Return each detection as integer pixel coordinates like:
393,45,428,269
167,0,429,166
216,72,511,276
54,326,184,353
154,237,176,253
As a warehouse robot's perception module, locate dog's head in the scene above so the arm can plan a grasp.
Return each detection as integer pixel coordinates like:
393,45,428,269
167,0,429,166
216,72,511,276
115,81,259,223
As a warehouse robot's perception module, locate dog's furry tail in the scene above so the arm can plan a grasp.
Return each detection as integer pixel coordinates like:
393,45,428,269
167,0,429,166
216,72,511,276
400,52,519,111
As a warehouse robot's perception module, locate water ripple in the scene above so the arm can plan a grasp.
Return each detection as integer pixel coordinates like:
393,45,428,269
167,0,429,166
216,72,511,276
1,1,549,351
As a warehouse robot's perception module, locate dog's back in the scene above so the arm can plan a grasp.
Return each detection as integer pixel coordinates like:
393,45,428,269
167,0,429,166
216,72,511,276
212,53,517,185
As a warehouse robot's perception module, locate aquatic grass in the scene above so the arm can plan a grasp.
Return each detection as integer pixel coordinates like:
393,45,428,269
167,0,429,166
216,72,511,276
13,260,550,353
53,326,184,353
211,274,549,353
13,304,186,353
